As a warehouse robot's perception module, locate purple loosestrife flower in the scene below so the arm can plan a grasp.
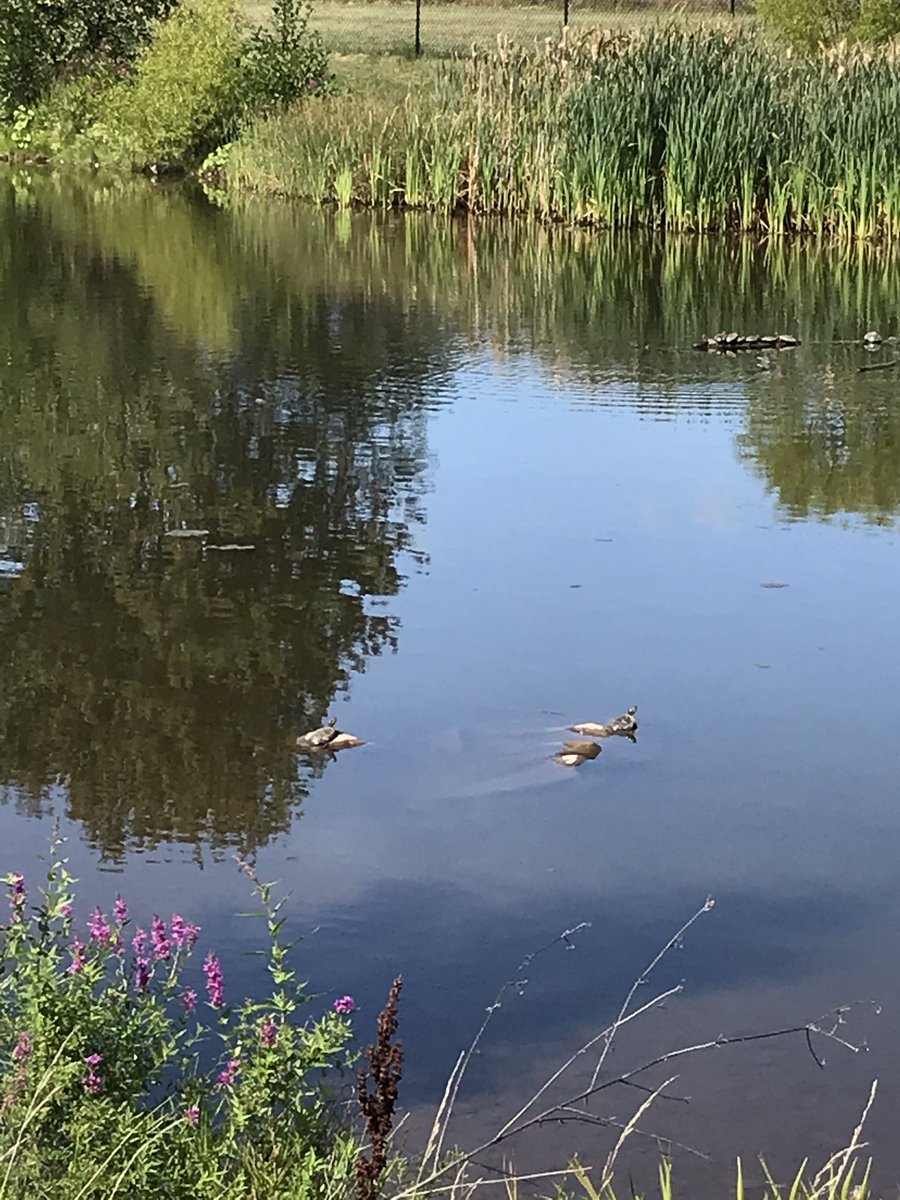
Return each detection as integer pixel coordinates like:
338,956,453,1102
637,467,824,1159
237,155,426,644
12,1032,32,1062
170,914,200,950
182,988,198,1015
151,915,170,962
134,956,151,993
203,952,224,1008
88,908,111,944
58,902,73,921
114,894,128,925
83,1054,103,1096
7,873,25,923
333,995,356,1015
184,1104,200,1125
68,937,87,974
260,1017,278,1048
132,926,147,956
216,1058,239,1088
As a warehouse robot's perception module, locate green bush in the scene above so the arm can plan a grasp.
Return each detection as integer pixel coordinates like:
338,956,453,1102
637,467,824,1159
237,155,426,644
95,0,244,166
0,840,360,1198
241,0,332,111
0,0,177,116
755,0,900,47
856,0,900,42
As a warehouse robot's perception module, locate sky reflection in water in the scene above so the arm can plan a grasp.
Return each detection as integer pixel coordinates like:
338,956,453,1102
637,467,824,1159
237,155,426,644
1,169,899,1190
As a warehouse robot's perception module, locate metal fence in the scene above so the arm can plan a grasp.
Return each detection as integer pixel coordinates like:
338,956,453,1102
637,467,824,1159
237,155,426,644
310,0,751,58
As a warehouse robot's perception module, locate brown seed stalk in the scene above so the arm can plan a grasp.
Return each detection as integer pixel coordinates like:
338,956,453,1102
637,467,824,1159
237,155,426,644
356,976,404,1200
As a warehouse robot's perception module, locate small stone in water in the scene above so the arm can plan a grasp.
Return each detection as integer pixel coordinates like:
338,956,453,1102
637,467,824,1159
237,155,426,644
760,581,788,589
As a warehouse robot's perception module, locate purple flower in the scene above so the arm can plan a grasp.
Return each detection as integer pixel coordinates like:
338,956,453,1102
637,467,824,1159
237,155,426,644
83,1070,102,1095
8,873,25,922
170,914,200,950
68,937,87,974
58,902,73,921
333,995,356,1015
132,926,147,956
88,908,111,944
114,894,128,925
216,1058,239,1088
83,1054,103,1095
12,1032,32,1062
182,988,198,1014
151,915,170,962
260,1017,278,1048
203,952,224,1008
134,956,151,993
184,1104,200,1125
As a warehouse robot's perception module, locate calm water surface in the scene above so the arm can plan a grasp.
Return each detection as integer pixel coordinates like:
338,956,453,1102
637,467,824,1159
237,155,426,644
3,168,900,1191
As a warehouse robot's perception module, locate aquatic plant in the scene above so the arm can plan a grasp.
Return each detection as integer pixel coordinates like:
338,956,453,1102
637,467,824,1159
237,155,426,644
0,837,359,1198
229,28,900,240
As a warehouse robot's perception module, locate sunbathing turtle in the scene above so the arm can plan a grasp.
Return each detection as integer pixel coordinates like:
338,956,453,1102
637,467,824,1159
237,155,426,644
296,718,366,753
569,705,638,738
296,717,338,751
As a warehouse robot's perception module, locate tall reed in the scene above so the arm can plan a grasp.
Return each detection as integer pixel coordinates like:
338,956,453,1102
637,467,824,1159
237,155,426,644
228,28,900,239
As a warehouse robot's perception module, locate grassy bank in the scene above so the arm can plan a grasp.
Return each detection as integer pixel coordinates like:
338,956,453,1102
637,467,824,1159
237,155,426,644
227,28,900,238
288,0,752,56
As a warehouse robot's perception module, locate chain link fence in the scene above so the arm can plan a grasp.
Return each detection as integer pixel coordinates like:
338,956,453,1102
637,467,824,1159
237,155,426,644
306,0,752,58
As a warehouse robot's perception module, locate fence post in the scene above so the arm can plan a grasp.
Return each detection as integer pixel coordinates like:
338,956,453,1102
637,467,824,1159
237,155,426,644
415,0,422,55
563,0,569,24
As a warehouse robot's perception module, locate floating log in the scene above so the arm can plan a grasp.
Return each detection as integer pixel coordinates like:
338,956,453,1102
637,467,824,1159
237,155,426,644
858,359,899,373
693,332,800,352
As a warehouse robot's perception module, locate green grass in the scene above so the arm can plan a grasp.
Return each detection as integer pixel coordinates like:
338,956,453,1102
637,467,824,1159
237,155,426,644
226,28,900,238
245,0,753,56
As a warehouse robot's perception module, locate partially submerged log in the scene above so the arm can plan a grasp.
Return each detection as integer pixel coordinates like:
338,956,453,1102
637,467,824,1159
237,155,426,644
693,332,800,352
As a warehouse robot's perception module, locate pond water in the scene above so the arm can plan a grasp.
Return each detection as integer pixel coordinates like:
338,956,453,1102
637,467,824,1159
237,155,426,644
2,168,900,1192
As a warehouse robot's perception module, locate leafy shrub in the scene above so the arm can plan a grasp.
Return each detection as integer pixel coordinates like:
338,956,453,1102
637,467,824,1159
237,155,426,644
241,0,332,111
0,840,360,1198
0,0,177,116
755,0,900,47
95,0,244,166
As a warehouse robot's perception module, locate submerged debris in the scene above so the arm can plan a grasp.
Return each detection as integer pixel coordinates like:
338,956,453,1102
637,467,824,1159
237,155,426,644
693,333,799,352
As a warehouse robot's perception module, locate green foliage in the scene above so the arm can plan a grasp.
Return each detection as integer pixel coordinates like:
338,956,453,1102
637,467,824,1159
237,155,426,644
856,0,900,43
94,0,244,166
0,838,359,1198
0,0,333,168
0,0,176,116
755,0,900,48
229,29,900,239
241,0,332,111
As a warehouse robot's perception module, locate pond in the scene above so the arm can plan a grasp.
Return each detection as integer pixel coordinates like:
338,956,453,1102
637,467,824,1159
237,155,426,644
1,167,899,1192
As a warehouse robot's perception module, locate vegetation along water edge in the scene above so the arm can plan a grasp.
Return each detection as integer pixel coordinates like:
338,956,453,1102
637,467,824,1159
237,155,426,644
0,847,883,1197
3,0,900,234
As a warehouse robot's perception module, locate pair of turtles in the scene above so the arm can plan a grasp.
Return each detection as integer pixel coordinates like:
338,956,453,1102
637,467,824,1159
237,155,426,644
296,716,365,754
555,706,638,768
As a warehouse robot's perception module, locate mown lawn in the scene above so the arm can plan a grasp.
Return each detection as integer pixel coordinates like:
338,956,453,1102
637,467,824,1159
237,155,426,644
245,0,752,57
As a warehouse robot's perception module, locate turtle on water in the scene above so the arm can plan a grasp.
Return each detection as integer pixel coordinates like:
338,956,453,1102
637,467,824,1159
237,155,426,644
569,705,638,738
296,717,365,753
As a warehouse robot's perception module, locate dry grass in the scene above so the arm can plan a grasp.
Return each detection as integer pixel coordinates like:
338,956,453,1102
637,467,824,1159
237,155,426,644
245,0,753,56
